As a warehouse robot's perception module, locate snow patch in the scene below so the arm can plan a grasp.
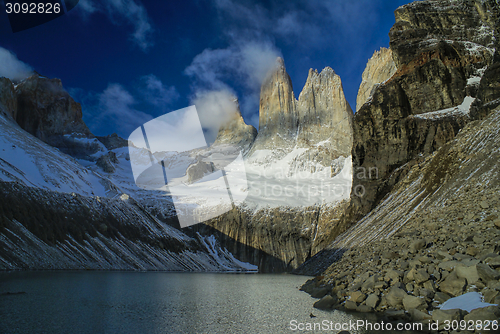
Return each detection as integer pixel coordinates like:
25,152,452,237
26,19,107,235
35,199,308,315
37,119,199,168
439,292,496,312
413,97,475,120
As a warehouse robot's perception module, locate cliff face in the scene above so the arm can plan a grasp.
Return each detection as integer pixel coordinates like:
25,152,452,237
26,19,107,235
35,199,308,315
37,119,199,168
251,58,298,152
194,59,354,272
249,58,353,157
296,67,353,157
356,48,397,111
0,78,17,120
16,74,92,139
14,74,104,159
343,0,499,227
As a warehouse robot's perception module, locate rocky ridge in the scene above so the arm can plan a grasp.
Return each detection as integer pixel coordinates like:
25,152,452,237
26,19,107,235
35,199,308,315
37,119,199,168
249,57,353,159
300,106,500,328
341,0,499,232
296,0,500,329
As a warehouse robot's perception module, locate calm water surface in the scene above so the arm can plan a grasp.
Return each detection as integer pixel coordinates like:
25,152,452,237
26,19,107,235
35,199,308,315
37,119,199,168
0,271,419,334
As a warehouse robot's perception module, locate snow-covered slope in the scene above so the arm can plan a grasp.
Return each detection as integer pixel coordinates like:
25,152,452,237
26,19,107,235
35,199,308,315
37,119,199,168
0,113,256,271
0,114,115,197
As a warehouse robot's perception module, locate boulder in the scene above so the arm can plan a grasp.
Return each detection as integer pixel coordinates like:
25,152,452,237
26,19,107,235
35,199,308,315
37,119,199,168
348,291,366,303
410,239,427,253
414,269,430,284
456,265,480,284
434,292,451,304
439,272,466,297
365,293,380,309
403,294,427,311
313,295,338,310
344,300,357,310
310,287,330,299
432,309,466,330
386,287,408,308
464,306,500,322
408,308,431,322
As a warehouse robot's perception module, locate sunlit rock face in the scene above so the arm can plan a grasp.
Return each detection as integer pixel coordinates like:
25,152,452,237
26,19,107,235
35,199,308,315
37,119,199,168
250,57,353,158
196,57,355,272
356,47,397,112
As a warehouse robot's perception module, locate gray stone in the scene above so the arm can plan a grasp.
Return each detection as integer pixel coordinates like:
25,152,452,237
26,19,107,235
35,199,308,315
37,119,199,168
365,293,380,309
386,287,408,308
419,288,435,299
439,272,466,297
403,295,426,311
410,239,426,253
313,295,338,310
456,265,480,284
348,291,366,303
432,309,466,330
434,292,451,304
444,240,458,250
356,304,373,313
344,300,357,310
361,275,377,291
494,219,500,229
482,289,499,304
414,269,430,284
439,261,462,271
479,201,490,209
477,263,500,281
464,305,500,322
385,269,403,282
408,308,431,322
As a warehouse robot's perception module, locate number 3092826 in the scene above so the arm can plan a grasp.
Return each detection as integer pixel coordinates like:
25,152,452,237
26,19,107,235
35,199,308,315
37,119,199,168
5,2,61,14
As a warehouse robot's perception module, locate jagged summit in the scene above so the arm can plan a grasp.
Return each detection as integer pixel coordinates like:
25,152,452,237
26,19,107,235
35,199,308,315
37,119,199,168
249,57,353,158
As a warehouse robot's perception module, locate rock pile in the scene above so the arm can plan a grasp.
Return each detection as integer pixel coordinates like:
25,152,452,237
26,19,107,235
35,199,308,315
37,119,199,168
302,196,500,328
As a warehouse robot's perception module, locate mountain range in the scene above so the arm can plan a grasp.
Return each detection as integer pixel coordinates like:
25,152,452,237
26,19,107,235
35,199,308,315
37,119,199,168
1,0,499,325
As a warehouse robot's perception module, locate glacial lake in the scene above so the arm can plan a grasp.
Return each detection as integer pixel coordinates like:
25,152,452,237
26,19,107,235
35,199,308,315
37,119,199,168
0,271,420,333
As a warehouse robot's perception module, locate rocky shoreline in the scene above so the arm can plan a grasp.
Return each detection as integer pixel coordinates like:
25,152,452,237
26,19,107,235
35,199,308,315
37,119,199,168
301,204,500,332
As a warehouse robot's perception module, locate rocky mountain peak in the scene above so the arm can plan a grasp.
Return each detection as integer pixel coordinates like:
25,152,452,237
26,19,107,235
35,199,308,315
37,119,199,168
255,57,297,150
14,73,105,160
15,73,92,140
212,100,257,151
250,58,353,157
296,66,353,156
356,47,397,111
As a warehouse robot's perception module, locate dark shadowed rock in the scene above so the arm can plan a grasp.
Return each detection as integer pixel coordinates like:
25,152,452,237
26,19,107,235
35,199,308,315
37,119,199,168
0,77,17,120
97,133,128,150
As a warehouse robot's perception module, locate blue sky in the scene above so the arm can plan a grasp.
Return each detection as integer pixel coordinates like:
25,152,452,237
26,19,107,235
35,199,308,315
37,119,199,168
0,0,410,138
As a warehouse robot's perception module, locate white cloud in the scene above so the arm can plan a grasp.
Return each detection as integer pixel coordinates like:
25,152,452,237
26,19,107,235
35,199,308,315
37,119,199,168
140,74,179,109
98,83,153,132
76,75,179,137
77,0,153,51
192,89,239,144
185,41,281,126
0,47,33,81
